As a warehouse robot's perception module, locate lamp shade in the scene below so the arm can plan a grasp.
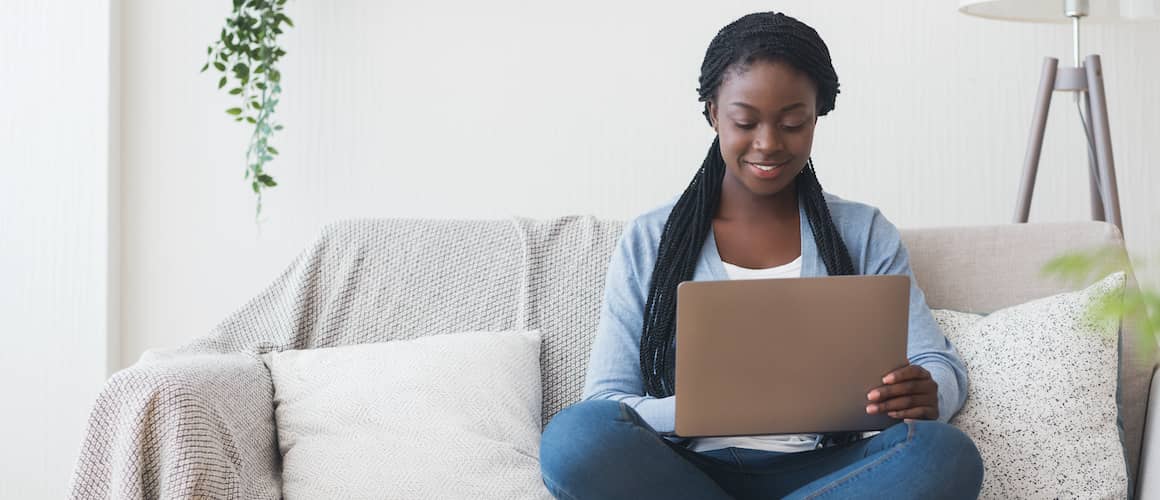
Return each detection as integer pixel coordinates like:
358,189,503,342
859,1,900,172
959,0,1160,22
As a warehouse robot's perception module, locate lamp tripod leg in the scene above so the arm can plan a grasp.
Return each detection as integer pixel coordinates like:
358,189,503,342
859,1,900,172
1084,55,1124,235
1015,57,1059,223
1080,90,1106,221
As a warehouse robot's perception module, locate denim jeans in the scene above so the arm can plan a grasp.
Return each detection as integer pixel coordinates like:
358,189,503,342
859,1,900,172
540,400,983,499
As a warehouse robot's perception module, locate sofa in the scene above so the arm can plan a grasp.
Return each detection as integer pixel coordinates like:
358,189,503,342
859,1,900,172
69,216,1158,498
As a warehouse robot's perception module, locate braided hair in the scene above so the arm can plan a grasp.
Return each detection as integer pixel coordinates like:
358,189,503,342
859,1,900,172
639,12,857,443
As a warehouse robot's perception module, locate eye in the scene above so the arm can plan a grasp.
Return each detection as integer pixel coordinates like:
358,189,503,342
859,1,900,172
782,123,805,131
733,122,757,130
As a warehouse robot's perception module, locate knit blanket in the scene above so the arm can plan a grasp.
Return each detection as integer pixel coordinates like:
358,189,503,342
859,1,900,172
69,216,624,499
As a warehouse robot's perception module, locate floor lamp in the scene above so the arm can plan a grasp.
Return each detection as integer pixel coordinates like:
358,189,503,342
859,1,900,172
958,0,1160,235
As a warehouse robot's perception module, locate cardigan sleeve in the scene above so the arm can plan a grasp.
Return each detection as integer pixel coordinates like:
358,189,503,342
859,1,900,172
580,219,677,433
866,209,970,422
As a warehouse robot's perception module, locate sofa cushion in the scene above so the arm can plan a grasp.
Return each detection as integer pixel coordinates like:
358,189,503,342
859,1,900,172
938,272,1127,498
264,330,551,500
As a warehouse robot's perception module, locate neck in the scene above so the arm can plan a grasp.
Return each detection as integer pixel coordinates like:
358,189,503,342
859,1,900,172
716,178,800,224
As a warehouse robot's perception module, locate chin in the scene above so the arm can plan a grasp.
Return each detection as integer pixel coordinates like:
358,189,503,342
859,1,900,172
743,178,794,197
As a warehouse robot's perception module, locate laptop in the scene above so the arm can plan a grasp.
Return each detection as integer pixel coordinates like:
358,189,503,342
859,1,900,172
673,274,910,438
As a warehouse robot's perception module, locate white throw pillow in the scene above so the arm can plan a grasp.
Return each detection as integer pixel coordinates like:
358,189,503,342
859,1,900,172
936,272,1127,499
264,330,551,500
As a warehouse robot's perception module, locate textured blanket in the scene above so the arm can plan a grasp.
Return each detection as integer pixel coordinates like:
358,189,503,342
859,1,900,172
69,216,624,499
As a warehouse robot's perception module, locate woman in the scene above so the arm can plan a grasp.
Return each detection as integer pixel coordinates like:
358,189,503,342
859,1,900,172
539,12,984,500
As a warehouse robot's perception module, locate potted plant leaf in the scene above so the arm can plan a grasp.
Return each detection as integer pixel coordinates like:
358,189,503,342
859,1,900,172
1043,246,1159,359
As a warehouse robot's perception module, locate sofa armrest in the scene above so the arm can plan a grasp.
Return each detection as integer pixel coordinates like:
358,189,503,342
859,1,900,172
69,351,280,500
1137,366,1160,499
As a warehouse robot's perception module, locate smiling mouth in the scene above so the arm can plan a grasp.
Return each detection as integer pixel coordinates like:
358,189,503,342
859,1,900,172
746,161,788,172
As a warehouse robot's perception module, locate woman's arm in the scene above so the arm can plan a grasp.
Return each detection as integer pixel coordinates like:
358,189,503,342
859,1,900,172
865,209,969,422
581,220,677,433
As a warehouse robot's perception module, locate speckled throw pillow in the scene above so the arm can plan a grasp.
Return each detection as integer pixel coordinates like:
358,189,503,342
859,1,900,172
935,272,1127,499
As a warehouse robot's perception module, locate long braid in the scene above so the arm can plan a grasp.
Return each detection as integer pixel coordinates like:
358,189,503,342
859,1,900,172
798,159,855,276
640,137,725,396
639,12,858,445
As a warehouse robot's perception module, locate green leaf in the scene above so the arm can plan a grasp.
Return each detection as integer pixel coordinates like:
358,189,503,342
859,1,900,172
251,101,262,110
214,61,226,72
207,45,213,55
273,125,283,131
228,87,243,95
252,181,260,193
226,107,243,115
200,62,209,73
267,146,279,155
218,76,227,89
258,174,276,186
255,82,267,91
246,116,257,124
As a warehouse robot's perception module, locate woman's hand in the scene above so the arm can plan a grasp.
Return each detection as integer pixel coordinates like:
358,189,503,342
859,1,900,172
865,364,939,421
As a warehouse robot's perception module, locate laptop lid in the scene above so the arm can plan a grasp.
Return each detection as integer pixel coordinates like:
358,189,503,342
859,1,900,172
674,274,910,437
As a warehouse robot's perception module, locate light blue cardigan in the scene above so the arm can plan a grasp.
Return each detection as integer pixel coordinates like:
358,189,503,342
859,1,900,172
581,191,969,435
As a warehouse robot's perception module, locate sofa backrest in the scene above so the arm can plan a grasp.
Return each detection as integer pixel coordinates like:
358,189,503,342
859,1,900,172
194,218,531,355
196,216,1152,489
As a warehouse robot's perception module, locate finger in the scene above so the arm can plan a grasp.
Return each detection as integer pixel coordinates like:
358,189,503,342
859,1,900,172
888,406,939,420
867,391,939,414
867,379,932,402
867,395,913,414
882,364,931,384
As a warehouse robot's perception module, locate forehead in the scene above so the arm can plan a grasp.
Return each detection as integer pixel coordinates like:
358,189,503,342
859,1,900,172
717,59,818,112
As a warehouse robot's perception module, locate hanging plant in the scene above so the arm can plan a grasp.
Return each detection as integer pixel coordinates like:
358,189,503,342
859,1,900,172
202,0,293,217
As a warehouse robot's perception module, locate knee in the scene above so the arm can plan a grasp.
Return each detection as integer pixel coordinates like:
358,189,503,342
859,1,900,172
909,421,984,491
540,400,632,482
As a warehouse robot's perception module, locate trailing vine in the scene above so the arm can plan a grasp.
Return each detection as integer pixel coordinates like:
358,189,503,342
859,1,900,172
202,0,293,217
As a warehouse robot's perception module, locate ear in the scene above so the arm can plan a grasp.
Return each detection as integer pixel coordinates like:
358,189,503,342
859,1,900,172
707,101,719,132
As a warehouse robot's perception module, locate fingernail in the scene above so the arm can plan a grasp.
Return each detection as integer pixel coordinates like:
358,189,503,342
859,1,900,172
884,375,893,383
866,405,876,414
867,391,877,400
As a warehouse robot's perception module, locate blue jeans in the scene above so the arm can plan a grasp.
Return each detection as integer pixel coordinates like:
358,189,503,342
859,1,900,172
540,400,983,499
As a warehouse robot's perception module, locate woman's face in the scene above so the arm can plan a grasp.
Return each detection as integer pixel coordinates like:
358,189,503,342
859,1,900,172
708,59,819,200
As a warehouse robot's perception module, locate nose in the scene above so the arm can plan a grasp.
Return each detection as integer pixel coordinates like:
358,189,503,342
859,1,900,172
752,125,783,155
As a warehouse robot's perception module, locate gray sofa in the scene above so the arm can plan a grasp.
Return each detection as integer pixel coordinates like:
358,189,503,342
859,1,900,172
69,216,1158,498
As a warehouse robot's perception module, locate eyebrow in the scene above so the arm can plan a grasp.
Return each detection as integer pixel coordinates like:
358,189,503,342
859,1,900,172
728,102,806,112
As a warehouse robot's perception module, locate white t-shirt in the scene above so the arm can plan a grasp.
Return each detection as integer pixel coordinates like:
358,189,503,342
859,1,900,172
687,254,822,454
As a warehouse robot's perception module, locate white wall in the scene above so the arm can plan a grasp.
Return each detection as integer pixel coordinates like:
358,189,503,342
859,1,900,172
0,1,116,498
120,1,1160,366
